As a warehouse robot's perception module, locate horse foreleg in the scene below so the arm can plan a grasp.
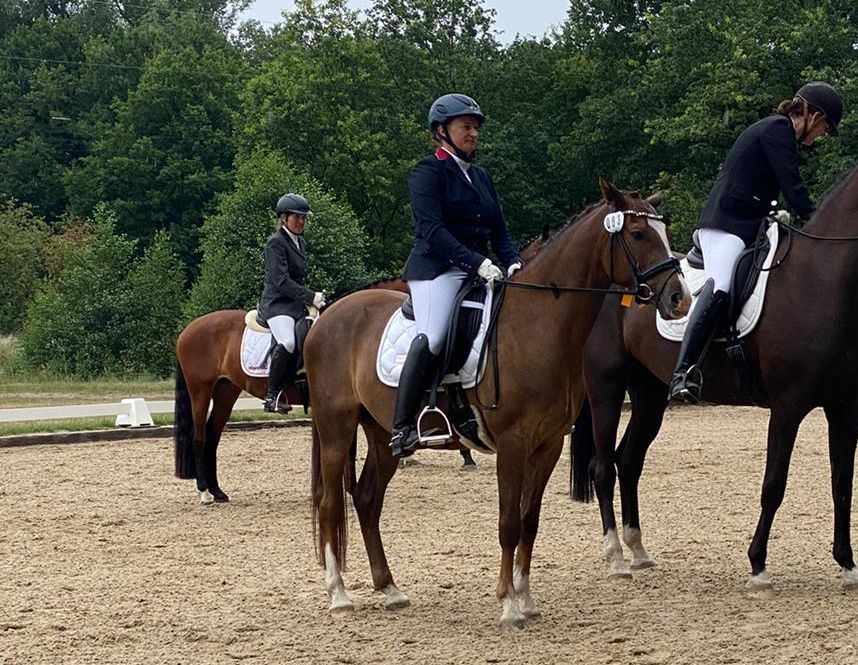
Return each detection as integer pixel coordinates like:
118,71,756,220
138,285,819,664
747,403,807,591
353,419,409,610
189,383,214,504
460,448,477,470
617,367,668,570
823,403,858,587
514,439,563,620
202,380,241,503
496,443,527,629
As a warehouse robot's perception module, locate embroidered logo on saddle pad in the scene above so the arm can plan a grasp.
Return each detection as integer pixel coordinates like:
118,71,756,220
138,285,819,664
376,287,494,388
656,223,779,342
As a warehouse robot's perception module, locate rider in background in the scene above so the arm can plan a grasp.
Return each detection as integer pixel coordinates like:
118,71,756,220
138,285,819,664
389,93,522,458
670,81,843,403
258,193,326,414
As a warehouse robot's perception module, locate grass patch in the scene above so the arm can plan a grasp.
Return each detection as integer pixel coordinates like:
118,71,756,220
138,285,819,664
0,376,175,408
0,409,308,437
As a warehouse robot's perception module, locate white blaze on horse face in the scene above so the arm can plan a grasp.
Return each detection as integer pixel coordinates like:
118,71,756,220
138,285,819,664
648,219,671,254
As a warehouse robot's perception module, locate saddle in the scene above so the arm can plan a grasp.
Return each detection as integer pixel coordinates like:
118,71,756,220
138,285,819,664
242,309,315,409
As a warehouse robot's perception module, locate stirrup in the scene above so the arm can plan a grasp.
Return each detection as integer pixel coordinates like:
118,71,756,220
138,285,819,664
263,392,292,414
669,365,703,404
416,405,453,446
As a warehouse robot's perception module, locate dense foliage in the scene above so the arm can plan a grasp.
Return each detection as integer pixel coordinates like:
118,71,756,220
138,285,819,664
2,0,856,375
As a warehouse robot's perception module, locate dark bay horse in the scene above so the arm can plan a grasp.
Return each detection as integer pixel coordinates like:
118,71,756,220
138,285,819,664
571,163,858,591
173,277,411,505
305,177,690,626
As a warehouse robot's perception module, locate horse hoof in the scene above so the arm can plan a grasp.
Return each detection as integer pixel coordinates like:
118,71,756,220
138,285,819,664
519,605,542,619
498,615,527,631
212,490,229,503
608,563,633,580
630,558,655,571
329,599,354,618
842,567,858,588
384,595,411,610
199,490,215,505
745,571,775,598
460,463,477,472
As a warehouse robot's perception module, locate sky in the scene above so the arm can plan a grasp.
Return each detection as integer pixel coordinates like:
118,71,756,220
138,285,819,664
238,1,570,43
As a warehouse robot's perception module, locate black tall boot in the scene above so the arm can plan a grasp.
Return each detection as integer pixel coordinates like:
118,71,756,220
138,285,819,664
669,279,729,404
264,344,297,414
390,334,436,458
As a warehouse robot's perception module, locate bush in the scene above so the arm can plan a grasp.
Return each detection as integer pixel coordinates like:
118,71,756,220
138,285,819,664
0,200,50,334
185,151,372,320
18,206,186,377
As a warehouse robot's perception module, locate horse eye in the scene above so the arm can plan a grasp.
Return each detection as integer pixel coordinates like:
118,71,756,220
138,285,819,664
631,230,644,240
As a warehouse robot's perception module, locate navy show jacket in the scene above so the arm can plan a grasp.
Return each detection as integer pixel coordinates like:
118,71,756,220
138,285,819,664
403,147,521,281
699,114,815,245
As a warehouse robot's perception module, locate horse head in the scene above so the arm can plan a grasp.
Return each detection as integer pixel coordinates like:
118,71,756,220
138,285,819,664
597,176,690,319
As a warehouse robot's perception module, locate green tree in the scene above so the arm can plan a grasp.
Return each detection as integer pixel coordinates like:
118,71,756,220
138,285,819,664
0,200,50,333
185,150,371,320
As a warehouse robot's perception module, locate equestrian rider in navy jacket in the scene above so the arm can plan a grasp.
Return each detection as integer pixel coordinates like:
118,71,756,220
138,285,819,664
670,82,843,403
390,93,522,458
258,193,326,414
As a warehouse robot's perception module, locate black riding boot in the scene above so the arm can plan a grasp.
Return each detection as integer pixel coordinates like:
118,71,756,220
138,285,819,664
669,279,728,404
264,344,298,414
390,334,436,458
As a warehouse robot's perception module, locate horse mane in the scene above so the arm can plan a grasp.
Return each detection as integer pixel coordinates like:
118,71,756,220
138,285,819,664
531,200,604,258
813,161,858,220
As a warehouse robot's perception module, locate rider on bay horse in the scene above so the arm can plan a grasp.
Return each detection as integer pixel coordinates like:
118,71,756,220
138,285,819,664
669,81,843,404
258,193,326,414
389,93,523,458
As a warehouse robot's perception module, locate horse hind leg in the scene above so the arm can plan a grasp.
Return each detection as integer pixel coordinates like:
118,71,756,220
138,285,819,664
514,438,564,621
354,417,409,610
312,415,359,616
202,380,241,504
618,366,668,570
185,380,216,504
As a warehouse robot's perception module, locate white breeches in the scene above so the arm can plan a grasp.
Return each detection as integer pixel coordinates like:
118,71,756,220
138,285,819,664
267,315,297,353
408,269,469,355
698,228,746,294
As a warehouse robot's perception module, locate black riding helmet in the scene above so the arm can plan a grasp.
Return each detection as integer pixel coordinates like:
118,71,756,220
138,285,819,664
794,82,843,136
428,93,485,161
275,193,312,217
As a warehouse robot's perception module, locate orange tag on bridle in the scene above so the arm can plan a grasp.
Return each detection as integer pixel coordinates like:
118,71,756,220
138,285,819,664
620,294,634,308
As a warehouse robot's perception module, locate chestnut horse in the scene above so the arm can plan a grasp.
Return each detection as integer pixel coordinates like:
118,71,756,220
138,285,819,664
571,162,858,591
173,276,411,504
305,177,690,627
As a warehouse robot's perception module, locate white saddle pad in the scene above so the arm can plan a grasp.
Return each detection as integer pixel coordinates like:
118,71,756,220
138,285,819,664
376,287,494,388
657,223,779,342
240,328,273,377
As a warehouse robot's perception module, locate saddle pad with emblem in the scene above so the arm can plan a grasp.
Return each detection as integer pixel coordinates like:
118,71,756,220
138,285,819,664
240,328,273,377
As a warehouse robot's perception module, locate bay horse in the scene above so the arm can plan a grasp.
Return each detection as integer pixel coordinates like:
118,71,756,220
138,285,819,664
173,276,412,505
571,162,858,591
305,177,690,626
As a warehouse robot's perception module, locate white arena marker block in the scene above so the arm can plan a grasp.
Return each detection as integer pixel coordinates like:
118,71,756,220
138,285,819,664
115,398,154,427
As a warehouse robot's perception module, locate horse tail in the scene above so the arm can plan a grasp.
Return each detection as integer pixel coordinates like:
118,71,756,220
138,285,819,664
570,397,595,503
311,420,349,567
345,432,358,496
173,362,196,479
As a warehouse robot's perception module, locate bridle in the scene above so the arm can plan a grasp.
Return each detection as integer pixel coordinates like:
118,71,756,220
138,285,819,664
476,207,684,409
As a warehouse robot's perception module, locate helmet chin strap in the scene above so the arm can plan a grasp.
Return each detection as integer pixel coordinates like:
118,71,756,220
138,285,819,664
435,125,476,162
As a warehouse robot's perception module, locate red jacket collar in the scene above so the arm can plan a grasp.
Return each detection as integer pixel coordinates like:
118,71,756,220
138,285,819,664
434,146,451,160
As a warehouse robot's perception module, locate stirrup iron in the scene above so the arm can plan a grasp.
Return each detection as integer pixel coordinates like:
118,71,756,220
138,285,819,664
416,405,453,446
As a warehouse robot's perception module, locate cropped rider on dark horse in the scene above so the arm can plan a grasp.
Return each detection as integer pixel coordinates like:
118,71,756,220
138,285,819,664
258,193,326,414
670,81,843,403
389,93,522,459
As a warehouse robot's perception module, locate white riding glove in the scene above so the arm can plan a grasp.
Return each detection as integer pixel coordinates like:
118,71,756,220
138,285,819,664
506,262,522,277
477,258,504,285
773,209,791,224
312,292,326,309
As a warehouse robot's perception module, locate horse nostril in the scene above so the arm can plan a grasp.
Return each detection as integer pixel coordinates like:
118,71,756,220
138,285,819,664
671,291,683,307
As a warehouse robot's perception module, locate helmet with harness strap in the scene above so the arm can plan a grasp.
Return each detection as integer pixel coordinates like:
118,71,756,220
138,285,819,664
275,193,312,216
793,82,843,136
427,93,486,162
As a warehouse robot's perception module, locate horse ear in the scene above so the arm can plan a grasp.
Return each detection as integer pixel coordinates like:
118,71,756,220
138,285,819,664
598,176,622,207
541,224,550,241
646,191,663,208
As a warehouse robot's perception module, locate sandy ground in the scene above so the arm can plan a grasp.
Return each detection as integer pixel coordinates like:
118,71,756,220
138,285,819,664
2,405,858,665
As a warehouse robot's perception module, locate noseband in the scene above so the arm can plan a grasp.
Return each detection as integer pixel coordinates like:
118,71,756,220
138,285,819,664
607,209,683,304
